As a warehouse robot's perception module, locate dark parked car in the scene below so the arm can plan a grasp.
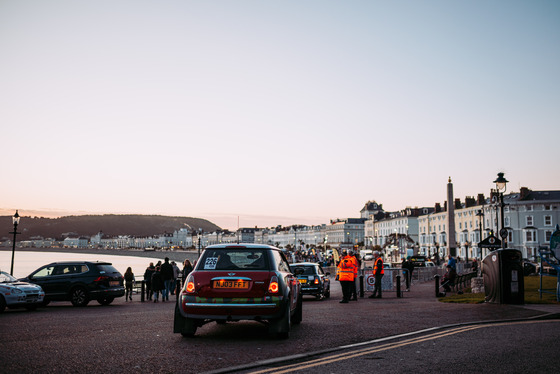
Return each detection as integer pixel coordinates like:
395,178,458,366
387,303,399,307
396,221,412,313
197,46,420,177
174,244,303,338
20,261,125,307
289,262,330,300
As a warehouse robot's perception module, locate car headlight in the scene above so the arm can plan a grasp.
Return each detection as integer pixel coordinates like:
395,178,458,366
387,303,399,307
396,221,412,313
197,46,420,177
12,288,24,294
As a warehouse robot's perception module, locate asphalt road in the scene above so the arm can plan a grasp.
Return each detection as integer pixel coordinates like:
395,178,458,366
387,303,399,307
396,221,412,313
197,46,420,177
0,278,557,374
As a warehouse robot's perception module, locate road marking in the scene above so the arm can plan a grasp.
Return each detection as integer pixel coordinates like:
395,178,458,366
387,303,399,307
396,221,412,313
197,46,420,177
248,320,560,374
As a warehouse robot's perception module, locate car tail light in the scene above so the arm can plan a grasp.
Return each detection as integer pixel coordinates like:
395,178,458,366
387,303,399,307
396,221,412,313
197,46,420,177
314,277,320,285
185,274,196,294
268,276,279,294
94,276,110,283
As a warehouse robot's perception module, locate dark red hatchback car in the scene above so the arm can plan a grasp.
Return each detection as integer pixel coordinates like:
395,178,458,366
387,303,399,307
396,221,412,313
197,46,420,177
174,244,303,338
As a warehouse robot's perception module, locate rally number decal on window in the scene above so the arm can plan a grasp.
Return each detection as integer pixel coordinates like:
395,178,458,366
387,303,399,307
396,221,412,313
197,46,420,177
204,257,218,270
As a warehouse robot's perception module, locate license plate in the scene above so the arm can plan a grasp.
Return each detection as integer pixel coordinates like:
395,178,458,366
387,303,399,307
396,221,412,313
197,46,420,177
298,279,307,284
109,281,119,287
213,280,249,289
26,297,37,303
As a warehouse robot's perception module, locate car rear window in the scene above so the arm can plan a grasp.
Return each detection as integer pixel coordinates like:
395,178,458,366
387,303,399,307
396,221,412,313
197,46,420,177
290,265,315,275
199,249,269,270
96,264,120,274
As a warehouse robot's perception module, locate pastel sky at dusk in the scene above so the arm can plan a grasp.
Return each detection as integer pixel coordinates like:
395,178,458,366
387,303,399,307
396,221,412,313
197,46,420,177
1,1,559,230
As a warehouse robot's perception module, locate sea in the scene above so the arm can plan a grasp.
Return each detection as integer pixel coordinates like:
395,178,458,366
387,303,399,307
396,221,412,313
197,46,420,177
0,251,161,279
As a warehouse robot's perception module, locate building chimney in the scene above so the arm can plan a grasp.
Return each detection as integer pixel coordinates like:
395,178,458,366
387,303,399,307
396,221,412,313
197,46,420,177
520,187,531,200
454,198,462,209
477,193,485,205
435,203,441,213
465,196,476,208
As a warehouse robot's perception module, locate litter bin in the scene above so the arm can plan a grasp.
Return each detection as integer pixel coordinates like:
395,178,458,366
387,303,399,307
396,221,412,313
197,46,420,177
482,249,524,304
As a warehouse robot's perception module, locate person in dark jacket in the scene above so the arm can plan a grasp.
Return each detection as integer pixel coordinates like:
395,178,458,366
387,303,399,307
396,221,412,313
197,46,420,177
124,267,135,301
143,262,156,301
151,266,164,303
160,257,174,302
182,259,193,281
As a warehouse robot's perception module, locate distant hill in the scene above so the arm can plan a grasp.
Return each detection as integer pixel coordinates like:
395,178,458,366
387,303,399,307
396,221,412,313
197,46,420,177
0,214,221,240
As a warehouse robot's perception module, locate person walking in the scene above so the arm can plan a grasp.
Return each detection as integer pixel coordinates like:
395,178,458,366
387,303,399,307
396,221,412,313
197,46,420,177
337,250,355,304
160,257,174,302
151,266,164,303
401,257,414,291
143,262,156,301
368,251,384,299
124,267,135,301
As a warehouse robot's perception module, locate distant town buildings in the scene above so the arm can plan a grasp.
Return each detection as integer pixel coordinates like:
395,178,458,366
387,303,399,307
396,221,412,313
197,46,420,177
2,184,559,262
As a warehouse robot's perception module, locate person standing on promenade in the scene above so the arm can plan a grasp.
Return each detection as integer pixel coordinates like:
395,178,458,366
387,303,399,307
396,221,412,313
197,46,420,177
337,250,355,304
124,267,135,301
151,266,164,303
182,259,193,281
171,261,180,295
160,257,174,302
368,251,384,299
350,251,360,301
143,262,155,301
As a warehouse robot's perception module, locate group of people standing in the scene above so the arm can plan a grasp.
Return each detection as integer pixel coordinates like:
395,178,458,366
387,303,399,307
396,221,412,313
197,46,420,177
143,257,195,302
336,250,385,303
121,257,195,302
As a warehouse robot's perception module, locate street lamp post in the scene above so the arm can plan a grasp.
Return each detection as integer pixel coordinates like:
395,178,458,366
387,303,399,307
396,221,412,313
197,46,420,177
493,172,509,249
9,210,21,275
197,228,203,258
476,209,484,260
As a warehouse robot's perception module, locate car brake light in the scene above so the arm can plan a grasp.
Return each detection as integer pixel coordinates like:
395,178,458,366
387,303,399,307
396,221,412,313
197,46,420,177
185,274,196,294
314,277,320,285
268,276,279,294
94,276,110,282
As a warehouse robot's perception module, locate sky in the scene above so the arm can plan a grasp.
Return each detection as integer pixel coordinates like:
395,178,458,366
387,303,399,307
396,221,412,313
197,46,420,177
1,0,559,230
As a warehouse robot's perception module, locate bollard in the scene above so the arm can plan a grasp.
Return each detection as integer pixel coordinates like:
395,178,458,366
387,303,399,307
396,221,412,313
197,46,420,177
359,273,364,298
434,274,440,297
141,280,145,302
396,275,402,298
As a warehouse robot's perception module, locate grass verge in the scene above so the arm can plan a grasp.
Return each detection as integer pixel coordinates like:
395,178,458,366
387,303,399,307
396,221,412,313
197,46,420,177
439,275,559,304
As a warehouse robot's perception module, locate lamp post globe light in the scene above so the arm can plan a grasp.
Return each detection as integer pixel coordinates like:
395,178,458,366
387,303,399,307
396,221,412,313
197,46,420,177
9,210,21,275
493,172,509,249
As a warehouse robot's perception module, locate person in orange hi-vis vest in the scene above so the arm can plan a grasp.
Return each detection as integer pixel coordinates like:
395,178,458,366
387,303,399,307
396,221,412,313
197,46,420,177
337,250,355,303
368,251,384,299
349,251,360,301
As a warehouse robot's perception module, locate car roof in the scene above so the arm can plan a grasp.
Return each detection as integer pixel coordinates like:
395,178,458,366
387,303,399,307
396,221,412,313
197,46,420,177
40,261,113,266
204,243,279,250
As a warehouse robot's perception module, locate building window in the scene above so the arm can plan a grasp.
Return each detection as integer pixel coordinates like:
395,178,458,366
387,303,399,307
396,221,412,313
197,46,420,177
508,231,514,244
505,217,510,227
504,206,510,213
544,215,552,226
545,205,551,211
526,216,533,226
527,205,533,212
545,231,553,241
525,230,536,242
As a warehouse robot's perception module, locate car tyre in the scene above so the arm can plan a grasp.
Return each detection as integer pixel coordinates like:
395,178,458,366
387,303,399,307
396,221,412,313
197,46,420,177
0,296,6,313
97,297,115,306
174,304,197,337
70,287,89,307
270,302,291,339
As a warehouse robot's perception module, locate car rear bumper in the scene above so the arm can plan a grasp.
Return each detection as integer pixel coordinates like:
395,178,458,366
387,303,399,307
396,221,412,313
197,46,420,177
90,287,125,298
179,295,285,320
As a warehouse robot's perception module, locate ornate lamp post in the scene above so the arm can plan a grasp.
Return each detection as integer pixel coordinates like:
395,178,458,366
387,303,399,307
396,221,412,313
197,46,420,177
197,228,203,258
9,210,21,275
476,209,484,260
493,172,509,249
